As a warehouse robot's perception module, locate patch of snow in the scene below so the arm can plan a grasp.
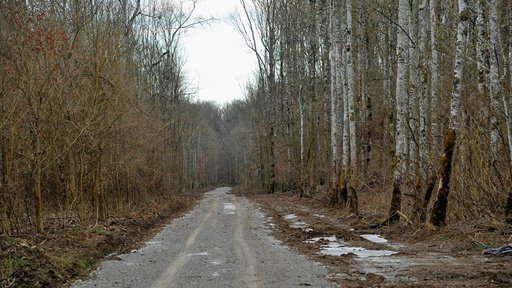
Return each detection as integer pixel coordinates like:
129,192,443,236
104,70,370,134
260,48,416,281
212,272,220,277
284,214,298,220
360,234,388,244
320,245,397,257
188,252,208,256
284,213,312,232
313,214,326,218
306,235,397,258
210,261,221,265
223,202,236,215
305,236,339,243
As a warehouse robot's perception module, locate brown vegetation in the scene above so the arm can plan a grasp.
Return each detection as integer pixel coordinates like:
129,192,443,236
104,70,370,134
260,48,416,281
0,1,221,235
227,0,512,229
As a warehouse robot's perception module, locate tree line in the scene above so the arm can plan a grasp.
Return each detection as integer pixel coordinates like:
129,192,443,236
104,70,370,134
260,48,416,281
226,0,512,227
0,0,227,235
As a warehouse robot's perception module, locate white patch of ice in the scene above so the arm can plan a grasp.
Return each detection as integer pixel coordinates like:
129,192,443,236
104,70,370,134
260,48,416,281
289,221,308,229
320,246,397,257
210,261,221,265
306,235,397,258
284,214,312,231
305,236,339,243
360,234,389,244
223,203,236,215
313,214,326,218
188,252,208,256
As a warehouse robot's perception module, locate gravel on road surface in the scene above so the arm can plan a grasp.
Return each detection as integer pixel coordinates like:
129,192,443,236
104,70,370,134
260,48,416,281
73,187,335,288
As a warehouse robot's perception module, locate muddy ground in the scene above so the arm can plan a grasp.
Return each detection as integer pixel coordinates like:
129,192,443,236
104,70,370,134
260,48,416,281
242,189,512,287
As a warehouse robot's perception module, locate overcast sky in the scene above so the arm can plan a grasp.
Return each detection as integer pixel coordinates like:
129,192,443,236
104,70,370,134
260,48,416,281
182,0,256,105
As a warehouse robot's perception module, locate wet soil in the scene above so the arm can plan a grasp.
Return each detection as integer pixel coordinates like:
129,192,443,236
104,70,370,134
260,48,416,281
241,188,512,287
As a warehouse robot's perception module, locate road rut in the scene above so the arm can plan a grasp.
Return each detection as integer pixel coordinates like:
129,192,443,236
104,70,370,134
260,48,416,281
74,187,334,288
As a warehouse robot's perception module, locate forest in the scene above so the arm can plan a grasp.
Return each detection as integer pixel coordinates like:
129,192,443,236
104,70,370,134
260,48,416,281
1,0,512,256
226,0,512,228
0,0,232,235
2,0,512,286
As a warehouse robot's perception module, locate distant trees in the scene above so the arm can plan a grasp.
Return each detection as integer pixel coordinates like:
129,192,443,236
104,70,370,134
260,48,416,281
229,0,512,226
0,0,222,235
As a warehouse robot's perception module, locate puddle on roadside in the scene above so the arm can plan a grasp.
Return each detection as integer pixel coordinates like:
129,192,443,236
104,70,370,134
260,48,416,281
322,244,398,257
306,235,398,258
356,253,475,281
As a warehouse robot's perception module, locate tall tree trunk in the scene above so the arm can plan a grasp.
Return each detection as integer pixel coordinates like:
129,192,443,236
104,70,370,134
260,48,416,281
430,0,469,227
345,0,358,214
388,0,410,224
358,1,371,173
329,0,342,205
429,0,440,152
504,0,512,224
409,0,419,191
489,0,501,162
416,0,430,222
475,0,489,97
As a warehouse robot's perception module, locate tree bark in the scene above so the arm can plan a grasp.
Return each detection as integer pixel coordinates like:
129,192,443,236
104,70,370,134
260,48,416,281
388,0,410,224
346,0,358,214
489,0,501,160
329,0,342,205
429,0,439,152
504,0,512,224
475,0,489,96
430,0,469,227
415,0,430,222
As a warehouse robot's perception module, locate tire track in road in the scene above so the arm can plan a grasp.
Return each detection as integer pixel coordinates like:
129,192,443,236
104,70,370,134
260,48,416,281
74,188,334,288
151,197,219,288
232,195,259,288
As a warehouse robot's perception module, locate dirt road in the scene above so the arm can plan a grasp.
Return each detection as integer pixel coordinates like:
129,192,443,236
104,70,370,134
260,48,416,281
74,187,334,288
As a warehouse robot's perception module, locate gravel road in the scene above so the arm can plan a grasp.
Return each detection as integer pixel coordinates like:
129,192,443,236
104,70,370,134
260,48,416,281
74,187,335,288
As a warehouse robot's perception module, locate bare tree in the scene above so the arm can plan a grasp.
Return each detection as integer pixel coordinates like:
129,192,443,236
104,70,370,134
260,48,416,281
430,0,470,227
388,0,410,224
